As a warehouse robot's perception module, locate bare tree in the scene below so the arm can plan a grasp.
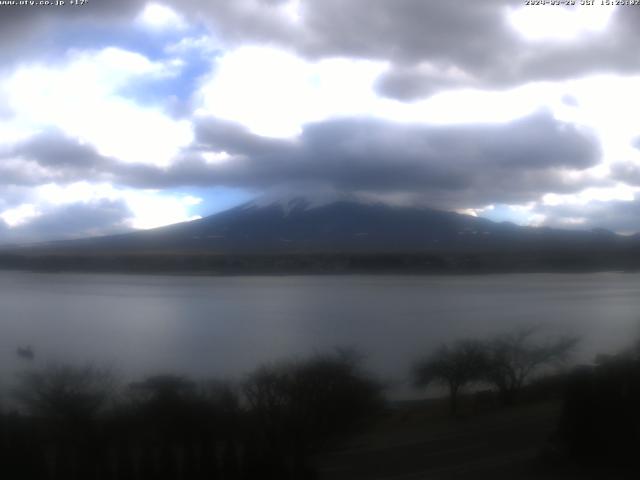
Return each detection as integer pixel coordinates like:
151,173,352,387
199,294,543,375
14,364,115,422
484,326,579,406
243,350,383,477
413,340,488,416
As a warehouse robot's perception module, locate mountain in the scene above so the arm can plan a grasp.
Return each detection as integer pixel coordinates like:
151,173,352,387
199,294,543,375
11,196,630,254
1,197,638,274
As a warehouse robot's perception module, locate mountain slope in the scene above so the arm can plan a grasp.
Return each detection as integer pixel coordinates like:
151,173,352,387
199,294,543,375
18,197,629,255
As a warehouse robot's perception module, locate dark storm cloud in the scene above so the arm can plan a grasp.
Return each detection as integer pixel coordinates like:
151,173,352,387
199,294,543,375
194,119,290,158
0,113,602,210
0,130,115,185
299,0,515,65
15,130,109,168
0,199,131,243
109,112,600,209
195,112,598,178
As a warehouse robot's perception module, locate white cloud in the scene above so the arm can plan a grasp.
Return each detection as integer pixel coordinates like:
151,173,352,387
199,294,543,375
0,120,36,147
196,46,388,137
456,208,478,217
507,4,614,42
379,82,562,125
125,191,202,229
281,0,302,24
181,195,203,206
194,46,570,138
202,150,232,165
0,203,40,227
4,47,193,167
553,75,640,169
543,185,638,207
137,3,187,31
37,182,121,206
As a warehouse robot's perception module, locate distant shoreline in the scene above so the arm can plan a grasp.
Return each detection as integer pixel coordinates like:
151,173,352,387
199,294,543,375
1,251,638,276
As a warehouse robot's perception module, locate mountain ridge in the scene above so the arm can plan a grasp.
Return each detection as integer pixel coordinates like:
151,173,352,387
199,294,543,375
2,196,631,255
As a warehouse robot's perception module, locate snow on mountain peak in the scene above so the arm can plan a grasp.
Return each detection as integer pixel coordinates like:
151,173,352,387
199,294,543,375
242,189,358,215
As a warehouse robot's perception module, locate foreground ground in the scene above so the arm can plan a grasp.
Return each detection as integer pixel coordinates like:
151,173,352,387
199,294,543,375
315,398,632,480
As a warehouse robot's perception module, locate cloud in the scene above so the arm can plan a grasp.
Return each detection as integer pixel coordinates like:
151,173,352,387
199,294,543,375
168,0,304,49
374,63,472,102
507,4,614,41
0,130,117,185
137,3,187,31
12,130,110,168
3,1,640,100
0,0,148,64
4,47,193,167
159,0,640,100
174,0,513,66
32,182,202,230
3,110,601,213
533,195,640,234
610,161,640,187
195,46,387,137
1,200,132,243
0,198,131,243
367,3,640,99
94,112,599,210
0,179,204,244
0,203,40,228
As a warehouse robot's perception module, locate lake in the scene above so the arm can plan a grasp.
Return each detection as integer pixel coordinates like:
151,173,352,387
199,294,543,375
1,270,639,398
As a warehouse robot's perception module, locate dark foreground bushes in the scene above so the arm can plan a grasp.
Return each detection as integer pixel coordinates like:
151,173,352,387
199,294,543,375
554,348,640,471
0,352,383,480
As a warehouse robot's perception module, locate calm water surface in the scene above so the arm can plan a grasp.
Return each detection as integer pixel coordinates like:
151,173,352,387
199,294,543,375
1,271,639,397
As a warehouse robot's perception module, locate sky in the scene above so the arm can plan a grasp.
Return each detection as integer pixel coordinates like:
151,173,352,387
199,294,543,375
2,0,640,243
